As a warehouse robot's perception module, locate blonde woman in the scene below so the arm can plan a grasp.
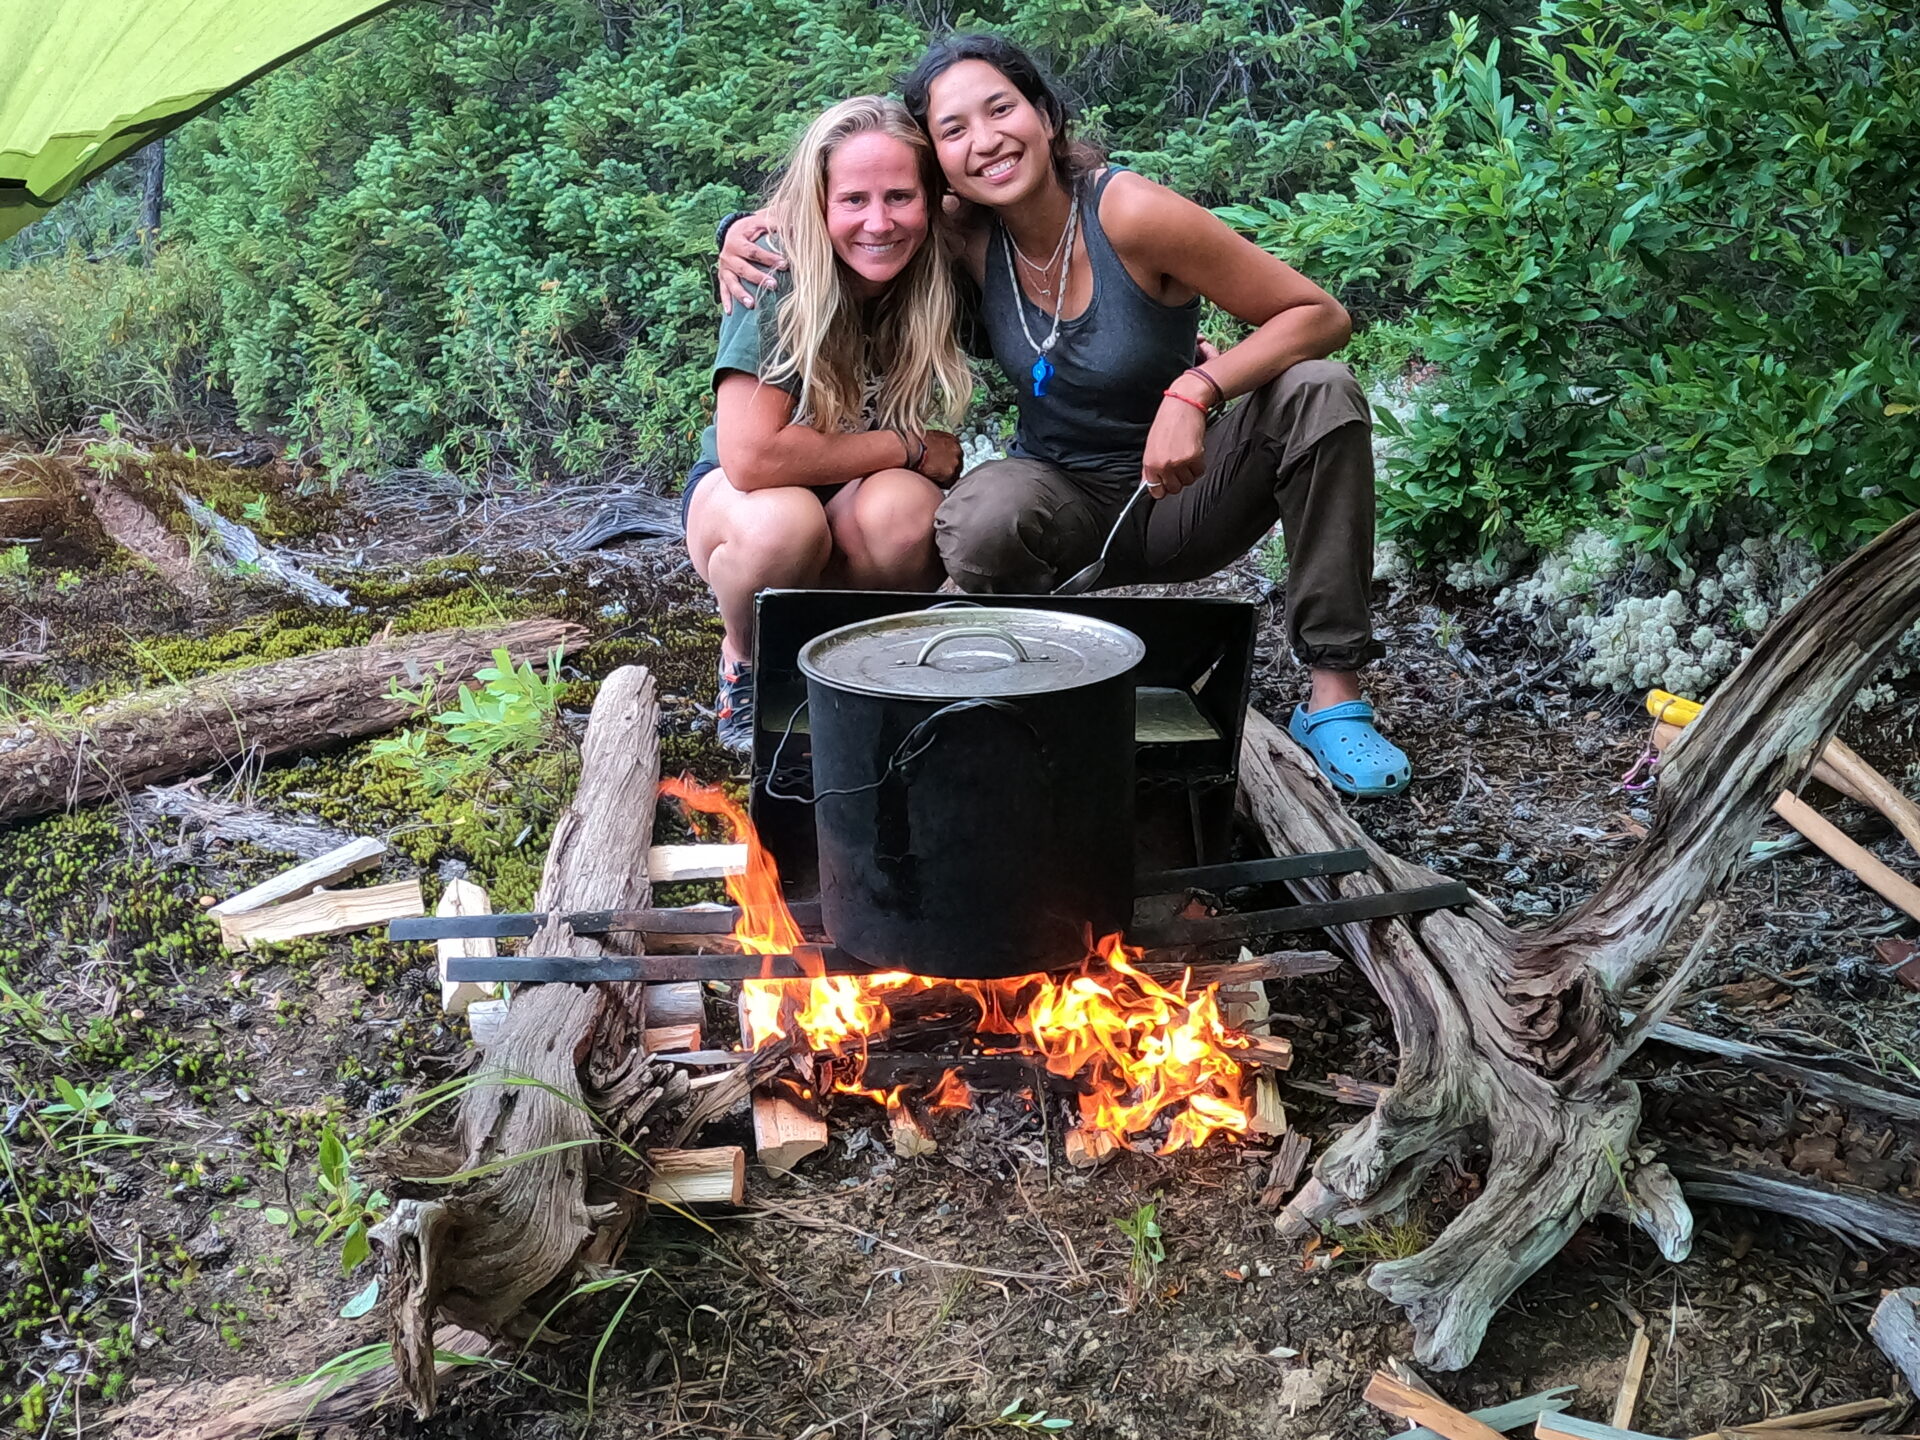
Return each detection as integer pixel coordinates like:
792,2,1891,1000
685,95,972,752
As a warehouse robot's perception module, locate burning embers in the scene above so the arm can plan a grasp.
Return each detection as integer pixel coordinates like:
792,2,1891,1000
662,778,1256,1154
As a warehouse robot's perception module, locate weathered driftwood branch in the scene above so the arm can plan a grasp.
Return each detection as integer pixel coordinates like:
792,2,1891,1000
1240,507,1920,1370
1661,1151,1920,1248
0,618,580,823
177,489,351,607
376,665,687,1419
1870,1289,1920,1397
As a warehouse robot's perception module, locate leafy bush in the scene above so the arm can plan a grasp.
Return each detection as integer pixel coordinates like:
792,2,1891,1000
0,249,220,438
150,0,1460,483
1224,0,1920,564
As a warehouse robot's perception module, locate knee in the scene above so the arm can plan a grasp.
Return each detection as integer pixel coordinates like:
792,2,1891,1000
935,467,1048,582
1278,359,1364,404
723,487,833,570
836,469,940,569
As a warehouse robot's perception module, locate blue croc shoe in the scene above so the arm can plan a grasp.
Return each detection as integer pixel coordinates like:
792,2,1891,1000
1288,699,1411,798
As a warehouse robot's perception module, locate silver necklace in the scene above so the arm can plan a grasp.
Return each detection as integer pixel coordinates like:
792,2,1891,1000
1007,212,1075,294
1003,191,1079,398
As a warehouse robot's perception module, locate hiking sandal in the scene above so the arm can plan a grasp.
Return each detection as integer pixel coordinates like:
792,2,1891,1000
1287,699,1411,798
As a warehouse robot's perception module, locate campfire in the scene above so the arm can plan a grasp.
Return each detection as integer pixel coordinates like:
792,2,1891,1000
663,776,1257,1153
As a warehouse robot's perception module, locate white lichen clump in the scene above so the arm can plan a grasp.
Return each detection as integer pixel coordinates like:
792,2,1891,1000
1491,529,1918,701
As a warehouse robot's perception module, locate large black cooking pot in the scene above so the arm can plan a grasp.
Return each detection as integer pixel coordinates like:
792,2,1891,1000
794,607,1144,979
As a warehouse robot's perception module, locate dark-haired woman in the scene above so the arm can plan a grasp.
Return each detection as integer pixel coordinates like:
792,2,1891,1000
720,37,1408,796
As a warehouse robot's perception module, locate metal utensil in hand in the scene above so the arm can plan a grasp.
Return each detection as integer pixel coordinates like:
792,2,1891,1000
1053,481,1152,595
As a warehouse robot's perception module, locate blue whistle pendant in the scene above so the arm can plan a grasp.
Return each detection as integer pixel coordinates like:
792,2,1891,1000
1030,354,1054,397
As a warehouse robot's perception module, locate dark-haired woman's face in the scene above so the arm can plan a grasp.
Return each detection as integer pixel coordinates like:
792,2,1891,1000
924,59,1056,209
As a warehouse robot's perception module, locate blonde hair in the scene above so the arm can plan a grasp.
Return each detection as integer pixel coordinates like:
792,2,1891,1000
763,96,972,438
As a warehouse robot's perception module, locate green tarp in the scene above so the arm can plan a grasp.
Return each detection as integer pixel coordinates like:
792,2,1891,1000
0,0,407,242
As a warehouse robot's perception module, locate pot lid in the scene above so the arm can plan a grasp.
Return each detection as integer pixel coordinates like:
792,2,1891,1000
799,606,1146,700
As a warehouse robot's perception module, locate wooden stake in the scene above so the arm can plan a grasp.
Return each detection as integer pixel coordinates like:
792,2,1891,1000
467,997,508,1048
436,878,497,1015
646,1147,746,1207
1612,1326,1651,1430
1686,1397,1900,1439
219,878,424,951
1653,722,1920,922
1364,1371,1507,1440
209,836,386,917
1221,982,1287,1137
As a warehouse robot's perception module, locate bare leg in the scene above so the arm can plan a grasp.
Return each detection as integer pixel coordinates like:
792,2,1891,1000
686,470,834,665
825,468,945,591
1309,668,1362,711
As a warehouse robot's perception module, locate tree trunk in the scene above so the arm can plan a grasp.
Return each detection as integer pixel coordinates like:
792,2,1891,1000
138,139,165,256
376,665,687,1418
1241,507,1920,1370
0,618,581,822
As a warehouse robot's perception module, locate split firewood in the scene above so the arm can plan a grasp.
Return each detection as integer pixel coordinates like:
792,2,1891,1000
1652,721,1920,922
208,836,386,917
648,842,746,882
1065,1126,1119,1168
435,878,497,1015
643,981,706,1032
1228,1031,1294,1071
642,1023,701,1055
646,1147,746,1207
466,997,509,1049
1364,1371,1507,1440
1258,1131,1312,1207
218,878,424,951
0,617,580,824
738,994,828,1175
890,1100,938,1159
1870,1288,1920,1397
1220,981,1287,1138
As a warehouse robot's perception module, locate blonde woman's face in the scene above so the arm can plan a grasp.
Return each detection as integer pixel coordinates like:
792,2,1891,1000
824,132,930,296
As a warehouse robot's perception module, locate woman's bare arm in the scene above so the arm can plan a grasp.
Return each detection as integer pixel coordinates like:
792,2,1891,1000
1099,171,1350,399
714,373,916,490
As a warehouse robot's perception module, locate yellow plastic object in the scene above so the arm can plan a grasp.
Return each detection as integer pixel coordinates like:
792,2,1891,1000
1645,689,1703,726
0,0,404,241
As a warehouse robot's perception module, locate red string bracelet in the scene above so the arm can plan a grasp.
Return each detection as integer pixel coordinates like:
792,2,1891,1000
1161,388,1210,416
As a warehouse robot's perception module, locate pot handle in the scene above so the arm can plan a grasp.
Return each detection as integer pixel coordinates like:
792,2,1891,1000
763,696,1032,805
911,625,1036,668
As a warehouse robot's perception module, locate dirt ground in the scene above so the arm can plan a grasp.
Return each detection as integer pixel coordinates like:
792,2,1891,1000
3,433,1917,1439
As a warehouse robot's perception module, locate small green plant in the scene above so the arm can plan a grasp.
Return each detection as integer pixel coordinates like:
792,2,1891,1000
241,492,271,524
1321,1216,1431,1263
1257,535,1288,584
986,1399,1074,1432
0,544,29,580
311,1126,387,1272
369,646,569,795
1113,1199,1165,1299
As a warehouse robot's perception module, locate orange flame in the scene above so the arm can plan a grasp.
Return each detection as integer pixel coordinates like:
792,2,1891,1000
662,778,1252,1151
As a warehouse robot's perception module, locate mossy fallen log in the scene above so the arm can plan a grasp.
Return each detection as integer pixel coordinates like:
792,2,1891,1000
0,617,581,823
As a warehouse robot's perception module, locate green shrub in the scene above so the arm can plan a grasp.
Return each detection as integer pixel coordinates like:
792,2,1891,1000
1225,0,1920,564
0,249,220,438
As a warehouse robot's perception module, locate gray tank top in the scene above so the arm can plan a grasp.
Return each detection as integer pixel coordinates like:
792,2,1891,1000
981,167,1201,488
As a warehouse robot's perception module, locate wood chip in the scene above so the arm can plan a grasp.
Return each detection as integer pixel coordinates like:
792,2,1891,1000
642,1023,701,1055
466,997,509,1049
648,843,745,882
1612,1326,1651,1430
1364,1371,1506,1440
646,1146,746,1207
1065,1126,1119,1168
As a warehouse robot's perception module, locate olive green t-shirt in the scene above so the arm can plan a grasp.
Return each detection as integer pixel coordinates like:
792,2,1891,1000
697,267,799,469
